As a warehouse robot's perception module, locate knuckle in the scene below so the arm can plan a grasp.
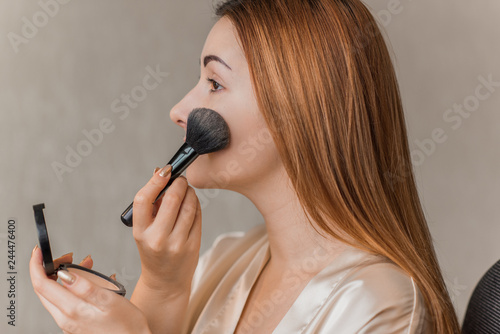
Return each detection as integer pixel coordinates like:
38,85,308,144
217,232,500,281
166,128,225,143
78,280,96,300
167,242,183,256
150,176,166,187
147,239,165,255
134,191,149,206
64,305,79,319
133,192,148,206
93,289,114,308
163,192,182,207
132,229,142,241
32,278,44,292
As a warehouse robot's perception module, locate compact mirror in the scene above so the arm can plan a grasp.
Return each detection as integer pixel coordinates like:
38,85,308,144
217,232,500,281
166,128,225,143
33,203,126,296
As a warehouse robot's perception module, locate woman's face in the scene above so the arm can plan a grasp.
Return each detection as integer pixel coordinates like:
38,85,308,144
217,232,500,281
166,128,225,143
170,17,281,192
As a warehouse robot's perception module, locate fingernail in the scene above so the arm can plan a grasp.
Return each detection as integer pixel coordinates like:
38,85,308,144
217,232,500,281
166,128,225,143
83,254,92,262
57,270,76,284
61,252,73,258
110,273,116,280
153,167,160,175
159,164,172,177
32,244,38,255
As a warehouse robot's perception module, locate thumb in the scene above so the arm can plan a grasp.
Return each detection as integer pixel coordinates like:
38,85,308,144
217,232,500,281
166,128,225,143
57,270,116,310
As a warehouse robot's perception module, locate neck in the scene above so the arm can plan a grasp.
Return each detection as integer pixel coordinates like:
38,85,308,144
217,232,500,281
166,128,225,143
232,165,348,272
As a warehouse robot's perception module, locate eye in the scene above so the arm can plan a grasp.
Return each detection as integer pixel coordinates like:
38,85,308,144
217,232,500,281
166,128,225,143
206,78,224,93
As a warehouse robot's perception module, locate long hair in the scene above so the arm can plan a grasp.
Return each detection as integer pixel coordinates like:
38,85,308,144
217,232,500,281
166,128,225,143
215,0,459,332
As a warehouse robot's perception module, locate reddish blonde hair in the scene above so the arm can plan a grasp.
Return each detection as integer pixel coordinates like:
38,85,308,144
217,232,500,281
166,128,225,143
216,0,459,332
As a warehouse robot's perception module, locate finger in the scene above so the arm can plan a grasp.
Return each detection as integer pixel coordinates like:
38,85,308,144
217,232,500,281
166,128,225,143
50,252,75,282
30,247,94,317
169,187,199,242
57,269,118,311
188,196,202,242
34,289,68,327
152,196,163,217
37,294,79,334
78,255,93,269
152,176,189,235
132,165,172,233
53,252,74,268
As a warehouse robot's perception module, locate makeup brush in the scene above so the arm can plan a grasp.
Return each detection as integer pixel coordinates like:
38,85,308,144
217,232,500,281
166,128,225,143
121,107,230,227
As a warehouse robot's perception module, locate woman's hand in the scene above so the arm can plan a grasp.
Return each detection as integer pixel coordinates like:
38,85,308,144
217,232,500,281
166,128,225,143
45,252,94,281
132,165,202,294
49,253,117,281
30,246,151,334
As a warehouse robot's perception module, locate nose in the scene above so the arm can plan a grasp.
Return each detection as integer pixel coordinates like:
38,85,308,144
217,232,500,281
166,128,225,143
170,86,199,130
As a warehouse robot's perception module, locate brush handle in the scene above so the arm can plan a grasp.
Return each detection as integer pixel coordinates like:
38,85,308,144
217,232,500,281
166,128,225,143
121,142,199,227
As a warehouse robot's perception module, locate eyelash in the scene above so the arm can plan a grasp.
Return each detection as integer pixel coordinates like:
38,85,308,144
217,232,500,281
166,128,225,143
206,77,223,93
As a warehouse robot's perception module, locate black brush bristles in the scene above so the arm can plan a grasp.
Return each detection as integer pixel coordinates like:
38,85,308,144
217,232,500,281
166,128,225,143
186,108,230,154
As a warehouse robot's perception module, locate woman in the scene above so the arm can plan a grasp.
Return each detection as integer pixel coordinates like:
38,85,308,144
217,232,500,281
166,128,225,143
30,0,460,333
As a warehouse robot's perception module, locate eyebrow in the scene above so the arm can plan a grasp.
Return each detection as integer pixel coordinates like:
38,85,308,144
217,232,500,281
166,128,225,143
201,54,232,71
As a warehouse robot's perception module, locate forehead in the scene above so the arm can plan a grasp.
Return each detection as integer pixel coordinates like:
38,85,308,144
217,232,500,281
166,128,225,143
201,17,246,71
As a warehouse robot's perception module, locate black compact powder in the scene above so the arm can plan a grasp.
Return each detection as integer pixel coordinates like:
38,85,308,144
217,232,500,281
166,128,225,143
33,203,126,296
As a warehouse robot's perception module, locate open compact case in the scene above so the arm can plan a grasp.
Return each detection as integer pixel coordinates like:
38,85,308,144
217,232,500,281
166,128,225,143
33,203,126,296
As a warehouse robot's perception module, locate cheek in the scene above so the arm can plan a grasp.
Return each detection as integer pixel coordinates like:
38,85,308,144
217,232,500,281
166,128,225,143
185,128,253,189
185,119,278,190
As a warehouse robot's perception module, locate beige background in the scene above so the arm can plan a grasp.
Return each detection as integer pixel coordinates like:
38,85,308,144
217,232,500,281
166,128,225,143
0,0,498,332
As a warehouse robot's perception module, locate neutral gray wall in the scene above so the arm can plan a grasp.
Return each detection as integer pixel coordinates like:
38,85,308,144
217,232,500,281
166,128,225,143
0,0,498,332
